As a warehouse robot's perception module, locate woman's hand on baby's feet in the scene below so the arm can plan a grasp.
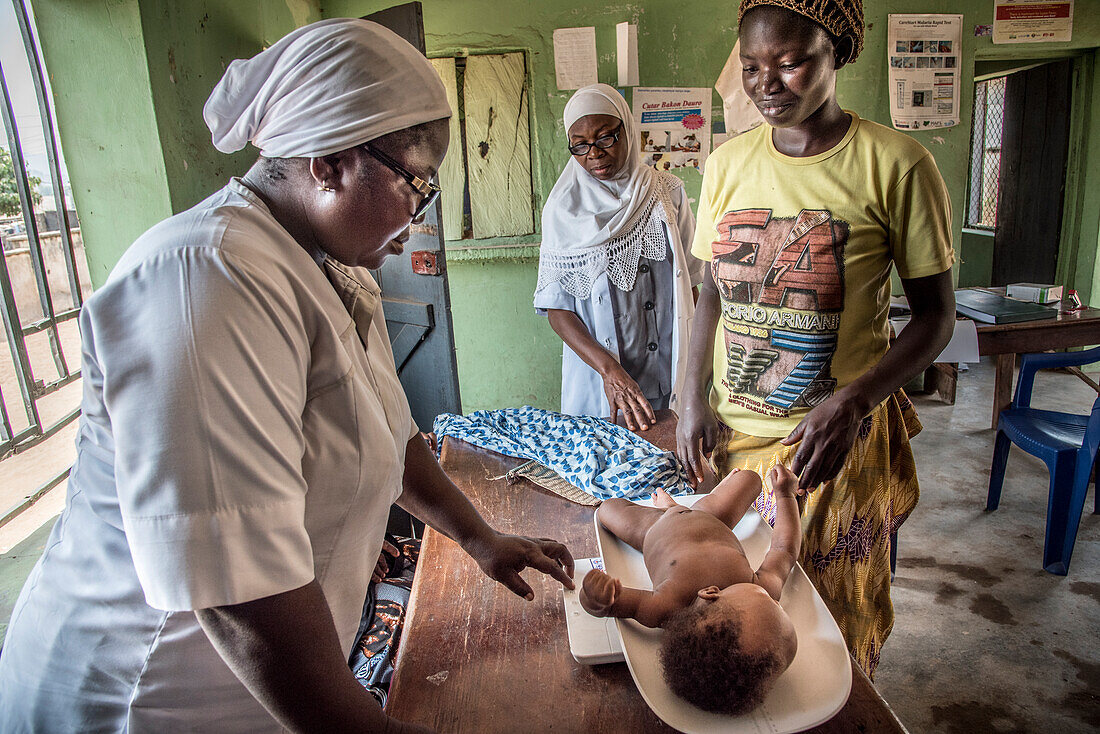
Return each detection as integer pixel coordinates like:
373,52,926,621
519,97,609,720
768,464,800,498
579,569,621,617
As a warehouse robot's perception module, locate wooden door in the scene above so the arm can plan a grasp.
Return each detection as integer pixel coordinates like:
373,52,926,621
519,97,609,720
991,59,1073,286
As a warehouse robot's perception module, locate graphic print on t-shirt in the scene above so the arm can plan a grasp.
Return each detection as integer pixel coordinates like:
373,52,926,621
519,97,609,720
711,208,849,418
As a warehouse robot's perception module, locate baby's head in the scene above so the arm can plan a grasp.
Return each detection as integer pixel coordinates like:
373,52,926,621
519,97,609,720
659,583,797,715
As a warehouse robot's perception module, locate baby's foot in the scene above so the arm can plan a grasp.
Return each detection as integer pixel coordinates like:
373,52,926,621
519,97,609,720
652,487,679,508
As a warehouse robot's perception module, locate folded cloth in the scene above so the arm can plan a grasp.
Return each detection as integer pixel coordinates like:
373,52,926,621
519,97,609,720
433,406,692,500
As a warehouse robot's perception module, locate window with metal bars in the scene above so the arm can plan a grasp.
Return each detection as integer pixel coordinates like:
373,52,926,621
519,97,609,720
1,0,88,533
966,76,1007,230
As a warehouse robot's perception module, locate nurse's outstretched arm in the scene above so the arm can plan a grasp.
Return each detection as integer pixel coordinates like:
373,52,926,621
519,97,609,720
196,581,432,734
398,433,576,600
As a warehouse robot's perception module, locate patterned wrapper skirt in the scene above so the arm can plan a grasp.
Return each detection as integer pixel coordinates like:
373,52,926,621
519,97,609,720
711,390,922,677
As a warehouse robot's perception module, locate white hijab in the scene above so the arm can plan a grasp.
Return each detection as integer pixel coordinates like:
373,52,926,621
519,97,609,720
204,18,451,158
538,84,674,299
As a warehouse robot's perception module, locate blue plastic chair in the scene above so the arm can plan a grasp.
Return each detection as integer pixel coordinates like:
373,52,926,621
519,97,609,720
987,346,1100,575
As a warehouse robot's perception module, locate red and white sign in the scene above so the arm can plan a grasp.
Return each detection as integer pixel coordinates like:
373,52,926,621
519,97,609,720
993,0,1074,43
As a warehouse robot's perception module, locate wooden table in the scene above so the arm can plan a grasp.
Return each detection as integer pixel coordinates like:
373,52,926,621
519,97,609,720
976,307,1100,428
387,411,908,733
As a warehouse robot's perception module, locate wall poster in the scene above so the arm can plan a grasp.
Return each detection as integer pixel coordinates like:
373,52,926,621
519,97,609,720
887,14,963,130
552,27,597,90
631,87,711,171
993,0,1073,44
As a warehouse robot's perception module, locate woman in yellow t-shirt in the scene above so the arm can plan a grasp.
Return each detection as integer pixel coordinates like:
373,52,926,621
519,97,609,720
676,0,956,676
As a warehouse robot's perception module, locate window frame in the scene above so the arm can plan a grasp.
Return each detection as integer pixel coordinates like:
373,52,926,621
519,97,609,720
965,76,1007,231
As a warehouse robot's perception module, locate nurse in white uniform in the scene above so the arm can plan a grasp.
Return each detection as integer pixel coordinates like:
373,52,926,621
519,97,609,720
0,19,573,734
534,84,704,432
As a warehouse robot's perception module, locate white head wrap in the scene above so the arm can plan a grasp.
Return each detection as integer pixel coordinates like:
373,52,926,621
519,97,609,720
204,18,451,159
537,84,675,300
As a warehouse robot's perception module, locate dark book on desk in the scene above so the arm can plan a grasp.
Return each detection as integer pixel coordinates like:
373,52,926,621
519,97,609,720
954,288,1058,324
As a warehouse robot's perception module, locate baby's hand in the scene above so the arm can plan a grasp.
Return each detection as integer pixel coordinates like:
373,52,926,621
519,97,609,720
579,569,621,617
768,464,799,498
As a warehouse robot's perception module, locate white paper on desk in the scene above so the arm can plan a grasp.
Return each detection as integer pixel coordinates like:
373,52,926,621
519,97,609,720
554,27,598,90
616,22,639,87
891,317,979,362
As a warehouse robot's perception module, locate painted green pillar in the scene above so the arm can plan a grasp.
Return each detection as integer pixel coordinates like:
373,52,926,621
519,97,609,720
30,0,170,286
30,0,315,287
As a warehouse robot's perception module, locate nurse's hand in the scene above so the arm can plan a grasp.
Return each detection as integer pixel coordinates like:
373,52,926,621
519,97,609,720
465,531,575,601
601,362,656,432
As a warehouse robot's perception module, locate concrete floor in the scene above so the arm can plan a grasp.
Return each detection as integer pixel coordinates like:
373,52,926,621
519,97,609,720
0,356,1097,731
876,358,1099,733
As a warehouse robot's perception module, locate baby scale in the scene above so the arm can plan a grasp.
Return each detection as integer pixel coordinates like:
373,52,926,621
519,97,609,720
562,495,852,733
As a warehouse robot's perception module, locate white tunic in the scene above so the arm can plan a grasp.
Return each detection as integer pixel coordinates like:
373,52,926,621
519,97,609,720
535,179,704,418
0,179,415,732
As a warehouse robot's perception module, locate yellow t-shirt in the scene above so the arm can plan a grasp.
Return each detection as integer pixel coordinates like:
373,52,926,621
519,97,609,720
691,112,953,437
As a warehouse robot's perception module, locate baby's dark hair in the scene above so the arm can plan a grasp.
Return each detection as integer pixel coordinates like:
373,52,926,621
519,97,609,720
659,603,784,715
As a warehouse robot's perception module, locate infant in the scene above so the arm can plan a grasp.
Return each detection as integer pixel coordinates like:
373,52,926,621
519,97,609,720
580,464,800,715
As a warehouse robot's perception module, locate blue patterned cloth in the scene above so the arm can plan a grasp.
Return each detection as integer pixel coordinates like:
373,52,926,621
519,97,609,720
433,406,692,500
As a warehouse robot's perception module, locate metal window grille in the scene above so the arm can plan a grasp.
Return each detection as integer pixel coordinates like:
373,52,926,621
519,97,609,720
0,0,86,528
966,76,1007,229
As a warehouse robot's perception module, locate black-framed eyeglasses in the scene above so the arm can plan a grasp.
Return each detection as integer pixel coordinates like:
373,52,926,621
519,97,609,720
362,143,442,221
567,123,623,156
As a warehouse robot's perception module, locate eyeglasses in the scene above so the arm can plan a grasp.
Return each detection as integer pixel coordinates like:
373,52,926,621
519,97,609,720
362,143,442,221
567,124,623,156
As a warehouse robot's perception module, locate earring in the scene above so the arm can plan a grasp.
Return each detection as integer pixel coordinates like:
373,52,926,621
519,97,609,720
317,180,334,192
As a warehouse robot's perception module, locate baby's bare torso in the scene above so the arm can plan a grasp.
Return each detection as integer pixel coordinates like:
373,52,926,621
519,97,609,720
642,506,755,603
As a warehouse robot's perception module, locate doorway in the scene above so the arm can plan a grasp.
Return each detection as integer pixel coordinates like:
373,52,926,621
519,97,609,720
967,59,1075,287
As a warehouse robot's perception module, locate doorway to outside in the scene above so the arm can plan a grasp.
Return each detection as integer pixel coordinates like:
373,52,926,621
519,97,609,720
965,57,1077,287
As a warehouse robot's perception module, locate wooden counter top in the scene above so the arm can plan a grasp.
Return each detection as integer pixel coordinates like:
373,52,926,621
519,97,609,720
387,410,908,733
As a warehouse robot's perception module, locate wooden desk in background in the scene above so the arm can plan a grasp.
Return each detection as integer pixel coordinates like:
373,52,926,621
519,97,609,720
918,308,1100,429
977,307,1100,428
387,411,908,733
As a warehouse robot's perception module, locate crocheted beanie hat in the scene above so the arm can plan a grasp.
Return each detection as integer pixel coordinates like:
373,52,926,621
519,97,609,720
738,0,865,61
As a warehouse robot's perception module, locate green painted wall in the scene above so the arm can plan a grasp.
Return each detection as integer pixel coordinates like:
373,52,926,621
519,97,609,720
30,0,171,285
445,251,562,412
139,1,321,215
30,0,314,286
1075,52,1100,304
958,229,994,287
326,0,726,228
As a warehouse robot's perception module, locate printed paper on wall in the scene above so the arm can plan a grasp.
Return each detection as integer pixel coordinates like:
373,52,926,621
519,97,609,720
553,27,598,91
993,0,1074,44
887,14,962,130
632,87,711,171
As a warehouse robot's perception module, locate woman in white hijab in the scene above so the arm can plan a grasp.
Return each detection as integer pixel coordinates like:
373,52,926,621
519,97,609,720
0,19,573,734
535,84,704,431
